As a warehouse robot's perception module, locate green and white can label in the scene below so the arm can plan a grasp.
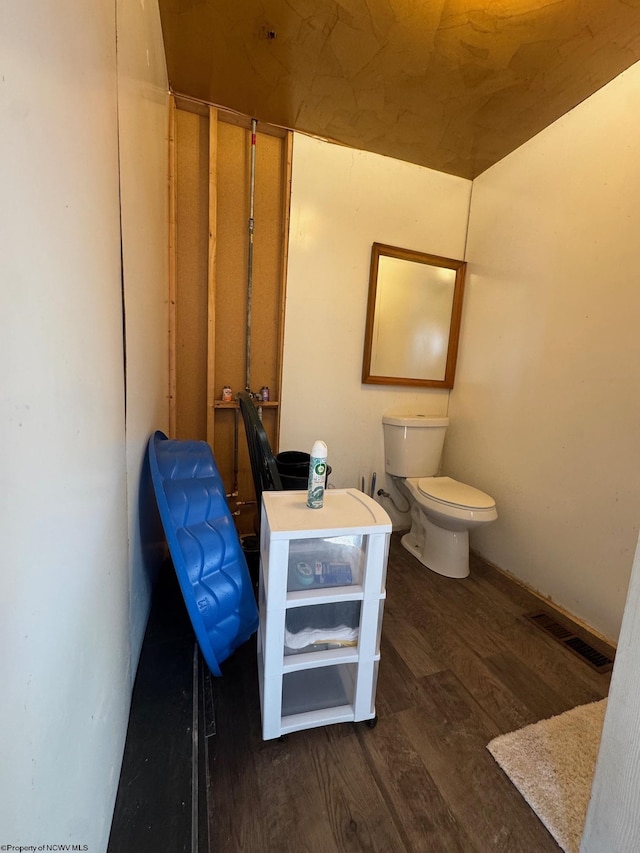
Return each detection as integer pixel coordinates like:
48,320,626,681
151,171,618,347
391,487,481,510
307,457,326,509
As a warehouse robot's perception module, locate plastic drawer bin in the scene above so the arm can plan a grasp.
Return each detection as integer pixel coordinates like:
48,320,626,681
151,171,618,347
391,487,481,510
284,601,362,656
258,489,391,739
281,664,358,717
287,535,366,591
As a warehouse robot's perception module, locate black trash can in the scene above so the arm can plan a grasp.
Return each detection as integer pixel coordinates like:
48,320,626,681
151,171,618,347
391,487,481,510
275,451,331,490
276,451,310,489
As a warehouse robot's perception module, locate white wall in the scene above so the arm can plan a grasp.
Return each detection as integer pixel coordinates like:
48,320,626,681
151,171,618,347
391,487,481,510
117,0,170,670
0,2,168,850
445,61,640,641
280,134,471,523
581,529,640,851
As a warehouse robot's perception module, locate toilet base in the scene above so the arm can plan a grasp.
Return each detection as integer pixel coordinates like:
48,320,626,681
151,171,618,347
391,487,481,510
401,514,470,579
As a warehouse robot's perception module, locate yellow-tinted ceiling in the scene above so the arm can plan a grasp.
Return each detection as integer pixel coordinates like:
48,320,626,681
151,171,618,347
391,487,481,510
159,0,640,179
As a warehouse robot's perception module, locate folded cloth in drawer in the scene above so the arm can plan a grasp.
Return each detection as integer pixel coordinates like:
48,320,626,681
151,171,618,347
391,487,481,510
285,625,359,650
285,600,360,634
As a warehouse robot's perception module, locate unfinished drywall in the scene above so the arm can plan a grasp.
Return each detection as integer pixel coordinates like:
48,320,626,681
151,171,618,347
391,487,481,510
446,60,640,641
172,106,289,531
175,106,210,441
279,132,471,519
582,531,640,850
0,1,168,850
117,0,170,669
211,118,287,518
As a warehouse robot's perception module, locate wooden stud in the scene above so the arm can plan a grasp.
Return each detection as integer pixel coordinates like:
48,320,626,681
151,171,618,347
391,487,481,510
174,93,287,139
206,108,218,449
168,95,177,437
275,130,293,449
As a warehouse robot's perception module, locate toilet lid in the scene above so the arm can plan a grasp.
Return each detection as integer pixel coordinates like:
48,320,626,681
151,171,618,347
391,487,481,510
417,476,495,510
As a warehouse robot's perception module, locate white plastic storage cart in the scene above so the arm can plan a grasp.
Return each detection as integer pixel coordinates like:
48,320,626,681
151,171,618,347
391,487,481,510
258,488,392,740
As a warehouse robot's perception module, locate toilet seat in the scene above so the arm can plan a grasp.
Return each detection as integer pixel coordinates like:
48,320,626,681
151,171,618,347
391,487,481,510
417,476,495,511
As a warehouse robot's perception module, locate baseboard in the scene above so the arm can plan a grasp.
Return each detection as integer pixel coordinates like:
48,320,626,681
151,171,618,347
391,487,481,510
471,549,617,655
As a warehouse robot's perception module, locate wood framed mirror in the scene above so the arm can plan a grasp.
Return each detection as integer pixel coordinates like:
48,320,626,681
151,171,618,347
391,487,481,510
362,243,466,388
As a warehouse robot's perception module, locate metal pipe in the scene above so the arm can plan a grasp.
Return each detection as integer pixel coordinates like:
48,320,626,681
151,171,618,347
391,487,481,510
233,408,240,495
245,118,257,391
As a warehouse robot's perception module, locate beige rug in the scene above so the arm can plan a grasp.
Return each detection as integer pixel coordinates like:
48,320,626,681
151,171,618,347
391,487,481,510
487,699,607,853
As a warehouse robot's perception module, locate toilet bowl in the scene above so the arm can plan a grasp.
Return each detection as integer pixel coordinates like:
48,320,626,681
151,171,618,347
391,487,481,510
399,476,497,578
382,414,497,579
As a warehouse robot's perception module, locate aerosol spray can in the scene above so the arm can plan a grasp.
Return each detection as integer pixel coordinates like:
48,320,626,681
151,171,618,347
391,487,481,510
307,440,328,509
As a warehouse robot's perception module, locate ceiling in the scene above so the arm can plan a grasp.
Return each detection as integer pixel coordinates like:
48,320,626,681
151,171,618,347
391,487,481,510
158,0,640,179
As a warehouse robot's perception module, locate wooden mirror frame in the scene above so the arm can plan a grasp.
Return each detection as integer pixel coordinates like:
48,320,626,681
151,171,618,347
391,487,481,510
362,243,466,388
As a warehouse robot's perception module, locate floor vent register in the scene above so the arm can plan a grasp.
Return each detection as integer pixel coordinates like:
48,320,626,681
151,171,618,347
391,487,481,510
524,611,614,673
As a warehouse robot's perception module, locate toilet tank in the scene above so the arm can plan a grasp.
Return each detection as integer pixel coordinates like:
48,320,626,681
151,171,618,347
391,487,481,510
382,414,449,478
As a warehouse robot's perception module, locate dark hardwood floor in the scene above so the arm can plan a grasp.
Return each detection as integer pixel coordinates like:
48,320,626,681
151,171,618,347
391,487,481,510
108,563,198,853
207,534,612,853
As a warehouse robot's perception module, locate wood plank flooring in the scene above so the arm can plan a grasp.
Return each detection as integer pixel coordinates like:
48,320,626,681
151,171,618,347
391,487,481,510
108,564,197,853
207,534,612,853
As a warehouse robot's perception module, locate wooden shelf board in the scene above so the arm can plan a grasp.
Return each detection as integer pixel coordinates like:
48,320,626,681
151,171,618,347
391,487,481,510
213,400,280,409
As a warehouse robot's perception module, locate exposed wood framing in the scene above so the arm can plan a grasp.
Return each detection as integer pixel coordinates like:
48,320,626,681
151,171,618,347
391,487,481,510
173,93,288,140
168,95,177,437
206,107,218,449
275,130,293,444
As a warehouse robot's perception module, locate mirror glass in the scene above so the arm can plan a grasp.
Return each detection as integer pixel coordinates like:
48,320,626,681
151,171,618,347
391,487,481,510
362,243,466,388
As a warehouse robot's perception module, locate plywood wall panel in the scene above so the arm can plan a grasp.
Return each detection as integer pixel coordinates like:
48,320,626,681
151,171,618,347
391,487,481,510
175,108,209,440
173,104,289,531
248,131,286,398
214,121,250,397
214,123,286,400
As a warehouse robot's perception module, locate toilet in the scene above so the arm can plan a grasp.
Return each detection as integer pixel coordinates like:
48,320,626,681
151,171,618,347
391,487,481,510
382,413,497,579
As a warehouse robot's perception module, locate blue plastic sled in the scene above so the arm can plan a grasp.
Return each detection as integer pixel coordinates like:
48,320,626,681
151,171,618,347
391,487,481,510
148,431,258,676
